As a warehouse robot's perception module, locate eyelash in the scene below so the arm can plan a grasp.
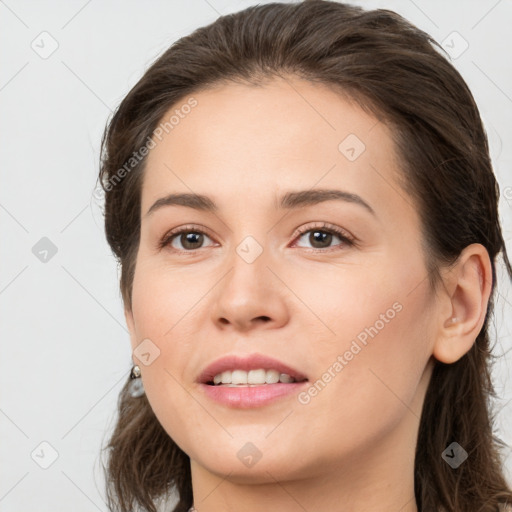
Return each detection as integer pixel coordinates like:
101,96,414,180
158,222,356,254
293,222,356,250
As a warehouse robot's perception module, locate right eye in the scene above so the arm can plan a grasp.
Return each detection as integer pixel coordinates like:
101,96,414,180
159,225,217,252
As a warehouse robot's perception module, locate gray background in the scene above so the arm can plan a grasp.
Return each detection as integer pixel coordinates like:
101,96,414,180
1,0,511,510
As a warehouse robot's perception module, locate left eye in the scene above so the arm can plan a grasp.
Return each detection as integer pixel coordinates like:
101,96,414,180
160,228,215,251
292,224,354,251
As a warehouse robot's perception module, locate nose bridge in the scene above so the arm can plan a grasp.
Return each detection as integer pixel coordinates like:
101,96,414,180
235,233,267,267
224,231,271,298
221,199,274,272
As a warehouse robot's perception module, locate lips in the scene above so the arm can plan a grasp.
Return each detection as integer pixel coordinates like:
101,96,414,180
197,353,308,385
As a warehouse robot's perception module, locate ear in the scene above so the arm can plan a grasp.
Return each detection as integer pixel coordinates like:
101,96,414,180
432,243,493,364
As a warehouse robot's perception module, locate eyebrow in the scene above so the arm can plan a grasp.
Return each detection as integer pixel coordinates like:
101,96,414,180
145,188,375,217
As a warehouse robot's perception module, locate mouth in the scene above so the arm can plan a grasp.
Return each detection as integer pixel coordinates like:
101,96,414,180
207,368,307,386
197,353,309,408
197,353,309,387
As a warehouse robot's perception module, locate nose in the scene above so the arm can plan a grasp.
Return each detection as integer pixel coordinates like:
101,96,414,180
211,240,290,333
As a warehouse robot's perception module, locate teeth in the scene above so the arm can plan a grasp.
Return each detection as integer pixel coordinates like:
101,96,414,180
278,373,295,383
248,369,266,384
211,369,297,385
266,369,280,384
232,370,248,385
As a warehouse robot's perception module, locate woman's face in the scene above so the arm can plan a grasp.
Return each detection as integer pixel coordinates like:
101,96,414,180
125,76,439,483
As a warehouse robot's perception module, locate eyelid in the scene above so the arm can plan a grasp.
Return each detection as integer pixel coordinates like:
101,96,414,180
158,223,218,250
292,221,354,241
159,221,357,252
290,221,357,250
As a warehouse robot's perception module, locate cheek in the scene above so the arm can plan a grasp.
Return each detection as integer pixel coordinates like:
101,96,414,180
294,261,433,445
128,259,219,436
130,257,208,341
309,279,433,434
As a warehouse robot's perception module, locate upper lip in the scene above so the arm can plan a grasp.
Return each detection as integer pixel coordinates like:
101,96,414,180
197,353,309,384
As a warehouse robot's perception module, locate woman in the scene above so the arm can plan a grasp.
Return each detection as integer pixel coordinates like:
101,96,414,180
97,1,512,511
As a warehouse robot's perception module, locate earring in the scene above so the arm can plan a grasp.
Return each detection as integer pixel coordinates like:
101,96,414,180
130,365,141,378
128,364,145,398
450,317,458,324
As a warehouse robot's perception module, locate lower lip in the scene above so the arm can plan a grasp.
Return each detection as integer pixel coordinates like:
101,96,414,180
199,382,308,408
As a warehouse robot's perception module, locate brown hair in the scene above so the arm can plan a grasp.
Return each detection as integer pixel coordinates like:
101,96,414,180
97,1,512,511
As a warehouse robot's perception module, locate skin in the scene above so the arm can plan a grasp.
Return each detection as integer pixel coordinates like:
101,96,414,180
124,75,492,512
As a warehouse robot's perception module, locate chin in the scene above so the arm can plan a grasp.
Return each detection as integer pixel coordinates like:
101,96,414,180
191,441,314,483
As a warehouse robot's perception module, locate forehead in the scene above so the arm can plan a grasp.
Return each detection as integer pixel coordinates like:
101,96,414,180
140,76,406,218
